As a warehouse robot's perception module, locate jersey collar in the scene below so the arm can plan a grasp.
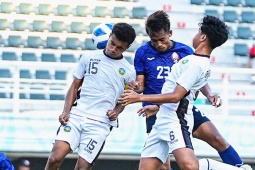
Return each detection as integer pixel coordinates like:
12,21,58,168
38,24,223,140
193,53,210,58
103,49,123,60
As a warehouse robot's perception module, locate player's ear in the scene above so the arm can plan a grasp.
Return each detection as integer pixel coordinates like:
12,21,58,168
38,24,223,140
201,33,206,42
168,30,173,37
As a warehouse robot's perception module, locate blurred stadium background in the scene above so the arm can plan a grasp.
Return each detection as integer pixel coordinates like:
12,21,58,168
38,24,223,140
0,0,255,169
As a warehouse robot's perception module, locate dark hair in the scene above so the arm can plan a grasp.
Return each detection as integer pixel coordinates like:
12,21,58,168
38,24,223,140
199,15,229,49
112,23,136,45
145,10,170,36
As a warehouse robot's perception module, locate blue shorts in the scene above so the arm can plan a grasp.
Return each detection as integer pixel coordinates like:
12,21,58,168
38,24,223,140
146,105,210,133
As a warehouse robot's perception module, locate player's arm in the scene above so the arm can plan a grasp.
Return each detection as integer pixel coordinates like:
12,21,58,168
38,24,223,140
200,83,221,107
134,74,145,93
119,83,187,105
59,77,83,125
107,103,125,121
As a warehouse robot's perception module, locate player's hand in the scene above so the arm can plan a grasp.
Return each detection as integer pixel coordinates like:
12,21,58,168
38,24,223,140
107,109,118,121
137,105,159,118
207,95,221,108
125,80,139,90
59,112,70,125
118,90,140,106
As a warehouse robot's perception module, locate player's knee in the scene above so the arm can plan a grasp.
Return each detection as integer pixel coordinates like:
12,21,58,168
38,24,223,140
159,164,170,170
47,154,63,165
178,160,199,170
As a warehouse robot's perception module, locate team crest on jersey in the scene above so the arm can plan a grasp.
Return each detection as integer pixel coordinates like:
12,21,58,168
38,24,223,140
64,126,71,132
171,52,180,64
119,68,126,75
182,59,188,64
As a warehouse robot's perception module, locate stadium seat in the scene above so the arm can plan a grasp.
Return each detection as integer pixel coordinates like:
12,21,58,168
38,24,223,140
19,3,34,14
8,35,24,47
226,0,243,6
88,22,100,34
27,36,44,48
241,11,255,23
55,70,67,80
205,9,220,18
13,19,29,31
245,0,255,7
20,69,32,78
70,22,86,33
132,7,147,19
50,94,65,100
32,20,48,32
57,5,72,16
38,4,53,15
190,0,206,5
223,10,239,22
130,23,146,35
21,52,37,61
30,93,46,100
0,69,12,78
237,26,253,39
65,37,83,50
75,5,91,17
2,52,17,60
60,54,76,63
51,21,66,32
84,38,97,50
208,0,224,5
0,35,5,46
0,2,15,13
94,6,109,17
0,19,10,30
46,37,63,49
41,53,57,62
234,43,249,56
228,26,236,39
113,7,129,18
35,70,51,79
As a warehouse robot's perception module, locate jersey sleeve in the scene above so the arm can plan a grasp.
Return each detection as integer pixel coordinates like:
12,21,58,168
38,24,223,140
176,64,202,92
73,54,89,79
134,49,145,75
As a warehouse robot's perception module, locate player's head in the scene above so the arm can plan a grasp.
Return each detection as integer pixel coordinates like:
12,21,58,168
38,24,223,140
145,10,172,52
193,15,229,50
105,22,136,58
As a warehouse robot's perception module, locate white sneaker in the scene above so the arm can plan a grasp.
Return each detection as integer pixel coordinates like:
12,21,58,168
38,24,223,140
240,164,253,170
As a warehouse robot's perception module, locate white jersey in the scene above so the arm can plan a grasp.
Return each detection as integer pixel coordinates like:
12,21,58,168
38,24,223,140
70,50,136,127
160,53,211,116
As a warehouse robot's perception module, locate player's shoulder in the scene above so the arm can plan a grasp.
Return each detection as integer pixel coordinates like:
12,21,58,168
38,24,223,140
136,41,155,54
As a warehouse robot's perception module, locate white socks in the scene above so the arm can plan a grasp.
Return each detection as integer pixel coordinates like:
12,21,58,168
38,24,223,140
199,158,242,170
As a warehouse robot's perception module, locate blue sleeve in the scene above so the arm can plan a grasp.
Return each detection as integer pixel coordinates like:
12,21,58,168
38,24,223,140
134,48,145,75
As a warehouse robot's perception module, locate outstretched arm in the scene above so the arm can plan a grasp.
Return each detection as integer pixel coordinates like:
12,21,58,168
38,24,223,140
118,84,187,106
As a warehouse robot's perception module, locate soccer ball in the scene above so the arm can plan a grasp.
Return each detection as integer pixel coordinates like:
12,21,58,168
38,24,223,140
92,23,114,49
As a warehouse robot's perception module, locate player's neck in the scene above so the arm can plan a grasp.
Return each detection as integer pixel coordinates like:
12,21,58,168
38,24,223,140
194,44,212,57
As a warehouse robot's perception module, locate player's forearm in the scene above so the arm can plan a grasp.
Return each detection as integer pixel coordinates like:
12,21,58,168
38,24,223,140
138,93,180,104
62,85,78,114
113,103,125,115
200,83,212,99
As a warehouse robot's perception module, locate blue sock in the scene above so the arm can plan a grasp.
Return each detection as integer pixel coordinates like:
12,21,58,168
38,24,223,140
218,145,243,167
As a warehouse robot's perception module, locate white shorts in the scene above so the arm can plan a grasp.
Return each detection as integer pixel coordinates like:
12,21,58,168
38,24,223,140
55,115,112,164
141,104,194,163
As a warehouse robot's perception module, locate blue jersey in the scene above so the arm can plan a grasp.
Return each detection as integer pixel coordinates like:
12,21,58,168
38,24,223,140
134,40,194,132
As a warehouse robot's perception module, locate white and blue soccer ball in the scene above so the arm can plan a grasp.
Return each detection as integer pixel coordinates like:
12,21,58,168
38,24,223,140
92,23,114,49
